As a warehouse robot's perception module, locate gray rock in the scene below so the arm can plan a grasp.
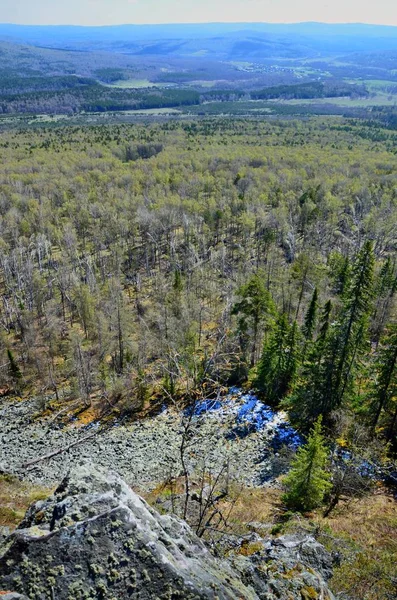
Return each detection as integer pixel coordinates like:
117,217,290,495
0,450,333,600
232,534,335,600
0,394,291,490
265,534,334,580
0,463,12,477
0,464,335,600
0,463,257,600
0,527,10,544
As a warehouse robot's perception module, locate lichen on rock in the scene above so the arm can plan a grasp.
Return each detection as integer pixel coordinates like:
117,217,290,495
0,464,256,599
0,463,335,599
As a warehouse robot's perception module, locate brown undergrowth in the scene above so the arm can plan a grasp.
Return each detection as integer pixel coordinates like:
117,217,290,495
0,474,51,530
145,481,397,600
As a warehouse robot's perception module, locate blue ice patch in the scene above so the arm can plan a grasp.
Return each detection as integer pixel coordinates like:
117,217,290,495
227,394,278,439
271,422,302,450
185,398,223,417
230,395,276,437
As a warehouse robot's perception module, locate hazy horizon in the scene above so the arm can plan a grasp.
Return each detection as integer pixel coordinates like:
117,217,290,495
1,20,397,28
1,0,396,27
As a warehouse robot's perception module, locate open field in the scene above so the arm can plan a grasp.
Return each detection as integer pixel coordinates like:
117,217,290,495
187,80,222,88
275,94,397,107
105,78,172,89
364,79,397,90
118,107,182,115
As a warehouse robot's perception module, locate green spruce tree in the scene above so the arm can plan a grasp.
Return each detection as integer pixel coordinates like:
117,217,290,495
256,314,300,405
283,416,331,511
303,288,318,341
317,299,332,346
333,240,375,406
289,243,374,428
7,349,22,389
284,300,333,429
302,287,318,360
372,323,397,436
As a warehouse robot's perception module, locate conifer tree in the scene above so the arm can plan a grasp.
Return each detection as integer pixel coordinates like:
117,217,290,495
283,416,331,511
302,287,318,360
256,314,300,405
318,300,332,346
7,349,22,385
284,301,333,429
334,240,375,406
303,287,318,341
372,323,397,432
173,269,183,292
372,258,397,345
293,243,374,422
329,252,351,297
287,244,374,427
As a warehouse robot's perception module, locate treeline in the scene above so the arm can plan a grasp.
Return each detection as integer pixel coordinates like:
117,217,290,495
94,68,131,83
187,100,375,121
0,75,373,117
0,85,200,115
0,74,96,95
252,81,369,101
0,118,395,452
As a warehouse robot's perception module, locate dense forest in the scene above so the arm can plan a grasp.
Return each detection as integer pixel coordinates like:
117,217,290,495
251,81,369,100
0,82,202,115
0,117,396,455
0,80,373,116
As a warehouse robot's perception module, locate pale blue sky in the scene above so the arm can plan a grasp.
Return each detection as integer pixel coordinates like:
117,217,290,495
0,0,396,26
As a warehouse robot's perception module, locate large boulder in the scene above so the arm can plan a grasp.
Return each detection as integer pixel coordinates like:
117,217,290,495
0,464,256,600
0,464,335,599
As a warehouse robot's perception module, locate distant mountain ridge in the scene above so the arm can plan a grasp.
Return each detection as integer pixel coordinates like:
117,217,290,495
0,22,396,58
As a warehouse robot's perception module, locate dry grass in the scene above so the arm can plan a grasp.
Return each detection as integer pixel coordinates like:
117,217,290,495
223,485,283,534
316,490,397,600
146,479,397,600
229,486,397,599
0,475,51,530
320,489,396,549
73,405,99,426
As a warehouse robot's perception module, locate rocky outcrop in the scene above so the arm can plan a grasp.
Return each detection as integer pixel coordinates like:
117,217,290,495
0,464,335,600
0,464,257,599
233,535,335,599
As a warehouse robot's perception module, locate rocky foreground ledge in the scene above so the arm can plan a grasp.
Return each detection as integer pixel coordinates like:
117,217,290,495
0,464,334,599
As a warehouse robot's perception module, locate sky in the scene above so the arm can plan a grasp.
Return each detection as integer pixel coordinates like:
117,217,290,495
0,0,396,27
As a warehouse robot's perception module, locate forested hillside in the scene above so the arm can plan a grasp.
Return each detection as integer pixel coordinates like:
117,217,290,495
0,117,396,450
0,30,396,118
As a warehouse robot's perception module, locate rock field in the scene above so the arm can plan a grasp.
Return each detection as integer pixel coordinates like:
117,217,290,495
0,390,300,491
